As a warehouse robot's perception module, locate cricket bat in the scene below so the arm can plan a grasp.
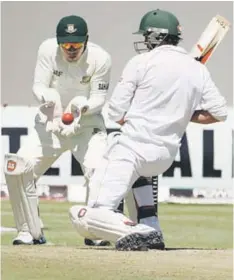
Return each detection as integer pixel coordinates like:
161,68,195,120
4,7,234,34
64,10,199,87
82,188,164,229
190,15,231,64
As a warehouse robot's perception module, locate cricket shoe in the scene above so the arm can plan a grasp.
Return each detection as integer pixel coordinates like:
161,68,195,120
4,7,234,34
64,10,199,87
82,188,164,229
115,230,164,251
84,238,111,246
13,231,46,245
144,231,165,250
33,236,47,245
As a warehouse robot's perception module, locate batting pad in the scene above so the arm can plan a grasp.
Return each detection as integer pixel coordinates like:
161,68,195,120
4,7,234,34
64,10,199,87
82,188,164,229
133,184,155,207
69,205,156,243
125,183,155,223
125,190,138,223
4,153,42,239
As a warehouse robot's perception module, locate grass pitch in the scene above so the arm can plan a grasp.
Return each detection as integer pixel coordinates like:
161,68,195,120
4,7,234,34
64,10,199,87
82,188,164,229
1,200,233,280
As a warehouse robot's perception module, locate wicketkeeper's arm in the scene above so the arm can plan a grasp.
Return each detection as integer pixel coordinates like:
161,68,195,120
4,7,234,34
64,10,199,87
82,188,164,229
82,53,112,116
32,40,60,105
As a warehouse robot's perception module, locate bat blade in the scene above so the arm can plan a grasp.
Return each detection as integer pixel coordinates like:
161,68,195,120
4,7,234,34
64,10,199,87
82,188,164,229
190,15,231,64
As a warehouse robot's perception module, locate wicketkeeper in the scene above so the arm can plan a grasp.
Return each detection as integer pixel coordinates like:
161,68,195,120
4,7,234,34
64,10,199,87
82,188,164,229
4,15,111,245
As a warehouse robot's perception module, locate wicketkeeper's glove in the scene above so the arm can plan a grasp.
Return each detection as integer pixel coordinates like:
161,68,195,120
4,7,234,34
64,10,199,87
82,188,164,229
35,103,61,133
41,89,61,108
59,96,89,137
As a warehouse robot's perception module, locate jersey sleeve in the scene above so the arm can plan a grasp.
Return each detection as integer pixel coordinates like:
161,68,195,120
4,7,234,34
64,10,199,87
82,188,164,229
32,41,54,103
108,56,141,122
200,67,228,121
84,52,112,115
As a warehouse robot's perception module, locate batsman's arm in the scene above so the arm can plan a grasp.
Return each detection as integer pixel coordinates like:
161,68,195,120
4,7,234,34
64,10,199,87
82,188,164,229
108,57,140,123
197,66,228,122
82,53,112,116
32,40,58,104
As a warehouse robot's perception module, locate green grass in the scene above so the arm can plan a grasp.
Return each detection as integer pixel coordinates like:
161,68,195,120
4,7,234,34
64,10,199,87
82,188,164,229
1,200,233,280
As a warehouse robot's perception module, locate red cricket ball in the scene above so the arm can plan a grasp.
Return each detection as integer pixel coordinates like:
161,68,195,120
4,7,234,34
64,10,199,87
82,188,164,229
61,113,74,125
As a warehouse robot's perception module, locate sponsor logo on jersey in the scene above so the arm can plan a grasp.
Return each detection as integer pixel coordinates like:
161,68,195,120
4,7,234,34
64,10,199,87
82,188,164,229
98,82,109,90
53,70,63,77
80,76,91,84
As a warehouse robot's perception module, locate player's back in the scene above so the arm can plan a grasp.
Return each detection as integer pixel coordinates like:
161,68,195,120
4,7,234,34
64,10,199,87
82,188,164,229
122,45,209,152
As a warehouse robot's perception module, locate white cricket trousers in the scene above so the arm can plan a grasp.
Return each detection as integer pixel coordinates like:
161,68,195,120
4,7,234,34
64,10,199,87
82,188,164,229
17,123,106,180
88,134,174,209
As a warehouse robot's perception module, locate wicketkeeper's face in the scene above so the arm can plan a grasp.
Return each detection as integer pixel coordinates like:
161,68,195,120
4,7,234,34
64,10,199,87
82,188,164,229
60,42,85,62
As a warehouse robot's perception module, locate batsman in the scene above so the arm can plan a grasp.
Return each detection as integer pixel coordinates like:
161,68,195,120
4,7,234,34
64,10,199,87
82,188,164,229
4,15,112,245
69,9,228,251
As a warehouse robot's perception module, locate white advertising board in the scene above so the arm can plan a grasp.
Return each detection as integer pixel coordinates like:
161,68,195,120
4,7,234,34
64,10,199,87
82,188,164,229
1,106,233,203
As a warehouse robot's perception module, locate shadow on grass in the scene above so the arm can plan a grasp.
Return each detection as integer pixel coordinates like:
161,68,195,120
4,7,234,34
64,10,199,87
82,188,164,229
165,247,221,251
76,246,223,251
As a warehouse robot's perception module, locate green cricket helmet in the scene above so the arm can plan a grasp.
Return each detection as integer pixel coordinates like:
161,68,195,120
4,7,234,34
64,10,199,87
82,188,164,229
133,9,182,53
